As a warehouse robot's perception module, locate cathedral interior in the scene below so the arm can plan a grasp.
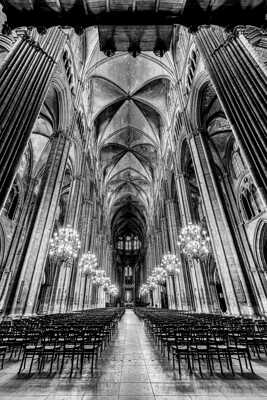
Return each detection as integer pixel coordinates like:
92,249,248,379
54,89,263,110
0,1,266,399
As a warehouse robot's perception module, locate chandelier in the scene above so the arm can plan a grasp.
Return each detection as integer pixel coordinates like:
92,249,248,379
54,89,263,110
91,269,107,286
49,225,81,262
161,252,181,275
108,284,119,297
152,266,168,285
79,251,98,276
147,275,158,290
139,284,150,297
177,223,210,260
102,276,112,291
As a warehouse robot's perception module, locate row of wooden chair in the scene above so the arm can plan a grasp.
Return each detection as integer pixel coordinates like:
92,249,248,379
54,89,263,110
0,307,125,375
136,308,267,376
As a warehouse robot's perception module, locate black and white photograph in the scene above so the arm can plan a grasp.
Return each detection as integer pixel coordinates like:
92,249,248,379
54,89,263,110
0,1,266,399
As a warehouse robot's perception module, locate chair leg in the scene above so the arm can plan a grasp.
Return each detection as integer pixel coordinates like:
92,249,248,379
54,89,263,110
29,355,35,375
228,352,235,376
38,355,43,374
1,354,5,369
237,351,243,373
247,351,254,374
197,353,202,376
60,354,65,373
80,353,84,374
70,353,75,377
178,355,181,375
207,355,213,376
217,352,224,375
244,353,248,369
18,357,24,374
91,353,94,374
49,354,55,375
187,354,192,374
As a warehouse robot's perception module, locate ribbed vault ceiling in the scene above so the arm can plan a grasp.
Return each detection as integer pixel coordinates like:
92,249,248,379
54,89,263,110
87,38,175,241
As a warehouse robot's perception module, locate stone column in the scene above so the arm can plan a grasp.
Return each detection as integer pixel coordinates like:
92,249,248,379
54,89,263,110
165,200,186,310
0,177,38,313
90,217,97,253
0,28,66,210
221,173,267,314
161,216,173,309
168,169,196,311
72,198,93,311
63,174,84,312
195,26,267,204
189,130,253,315
46,261,61,314
11,130,71,315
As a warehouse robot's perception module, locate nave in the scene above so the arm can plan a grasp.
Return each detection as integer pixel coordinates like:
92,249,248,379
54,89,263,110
0,309,267,400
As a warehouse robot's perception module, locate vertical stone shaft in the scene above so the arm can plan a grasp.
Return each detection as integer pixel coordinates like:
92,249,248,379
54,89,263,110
73,198,93,311
165,199,187,310
11,131,71,315
221,174,267,313
0,28,66,210
195,27,267,203
189,131,252,315
0,178,37,312
64,174,84,312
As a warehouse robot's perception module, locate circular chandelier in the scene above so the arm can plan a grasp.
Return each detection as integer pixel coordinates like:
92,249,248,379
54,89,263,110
108,284,119,297
91,269,107,286
152,266,168,285
139,284,150,297
79,251,98,276
161,252,181,275
102,276,112,291
177,223,210,260
147,275,158,290
49,225,81,262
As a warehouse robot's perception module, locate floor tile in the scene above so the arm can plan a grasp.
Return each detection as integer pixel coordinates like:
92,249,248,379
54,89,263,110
119,382,154,396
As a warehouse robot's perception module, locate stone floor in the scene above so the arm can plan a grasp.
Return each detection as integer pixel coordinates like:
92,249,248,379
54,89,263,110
1,309,267,399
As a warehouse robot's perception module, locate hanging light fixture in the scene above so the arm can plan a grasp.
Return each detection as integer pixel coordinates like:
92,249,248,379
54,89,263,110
49,224,81,263
108,284,119,297
102,276,112,291
177,223,210,260
91,269,107,286
152,266,168,285
161,252,181,275
139,284,150,297
147,275,158,290
79,251,98,276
